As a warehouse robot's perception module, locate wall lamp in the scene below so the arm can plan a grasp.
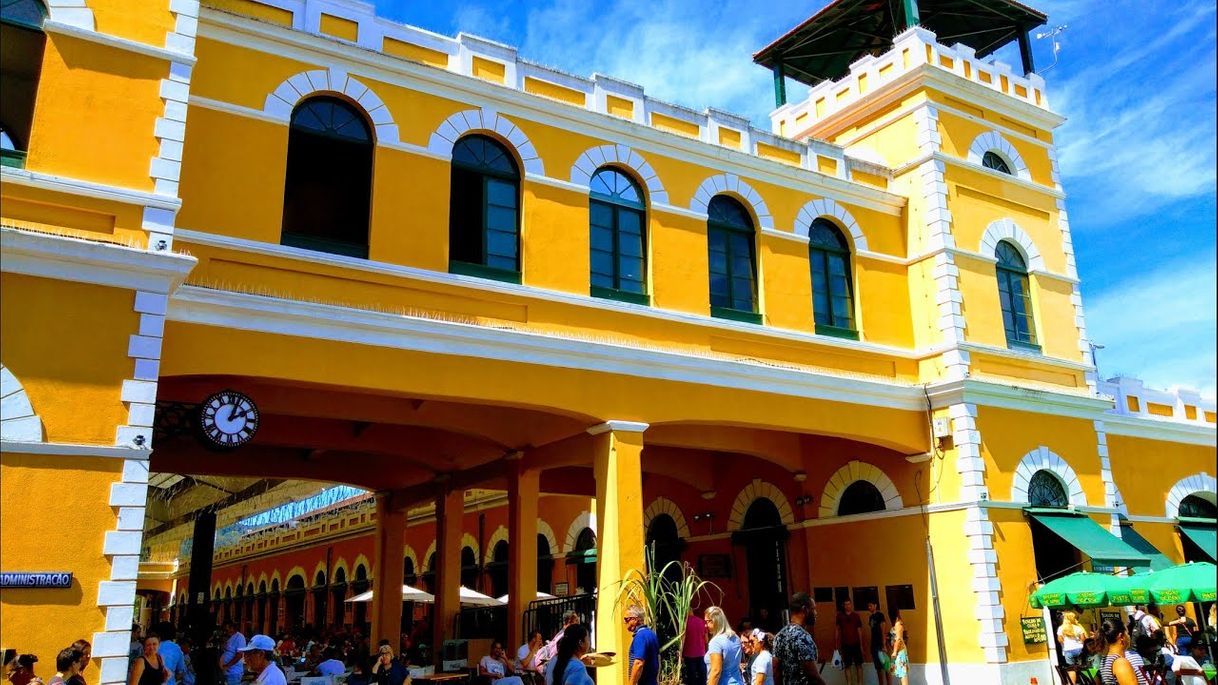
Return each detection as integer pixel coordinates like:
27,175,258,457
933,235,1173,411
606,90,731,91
794,495,813,507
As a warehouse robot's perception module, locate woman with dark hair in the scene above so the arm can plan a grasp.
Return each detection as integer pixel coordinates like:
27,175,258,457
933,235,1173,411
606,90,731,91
543,625,592,685
9,654,43,685
1097,618,1149,685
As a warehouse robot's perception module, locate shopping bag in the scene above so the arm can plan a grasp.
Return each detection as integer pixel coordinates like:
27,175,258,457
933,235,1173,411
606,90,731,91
831,650,843,670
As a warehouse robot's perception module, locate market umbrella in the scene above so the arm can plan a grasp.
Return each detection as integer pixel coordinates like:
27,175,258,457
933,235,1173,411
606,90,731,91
1029,571,1150,609
1145,561,1217,604
496,592,555,603
345,583,435,603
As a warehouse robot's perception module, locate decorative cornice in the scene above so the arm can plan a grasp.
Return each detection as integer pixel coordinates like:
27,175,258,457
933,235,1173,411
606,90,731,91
1,167,181,210
1,228,197,294
44,20,197,64
0,441,152,460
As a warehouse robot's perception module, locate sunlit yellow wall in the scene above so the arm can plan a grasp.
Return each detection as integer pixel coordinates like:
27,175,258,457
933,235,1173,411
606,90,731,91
0,183,149,248
825,93,929,168
933,107,1055,186
926,509,986,663
989,508,1049,664
1106,435,1216,517
0,274,136,445
88,0,176,47
945,166,1064,273
956,255,1082,362
27,36,166,192
0,453,123,675
977,407,1105,507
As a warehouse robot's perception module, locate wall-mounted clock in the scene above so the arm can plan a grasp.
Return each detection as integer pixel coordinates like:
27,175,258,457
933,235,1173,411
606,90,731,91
199,390,259,448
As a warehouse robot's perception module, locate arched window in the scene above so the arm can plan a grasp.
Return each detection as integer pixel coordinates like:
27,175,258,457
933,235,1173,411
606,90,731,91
995,240,1039,350
449,134,521,283
707,195,759,323
281,96,373,258
982,151,1012,175
537,533,553,594
0,0,47,168
1179,494,1217,519
589,167,648,304
403,557,416,586
808,218,857,339
460,546,479,589
1028,470,1068,508
837,481,886,515
489,540,509,598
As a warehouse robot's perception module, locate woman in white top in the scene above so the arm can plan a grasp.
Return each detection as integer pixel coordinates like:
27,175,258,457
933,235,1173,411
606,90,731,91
479,643,523,685
748,631,773,685
1058,611,1088,684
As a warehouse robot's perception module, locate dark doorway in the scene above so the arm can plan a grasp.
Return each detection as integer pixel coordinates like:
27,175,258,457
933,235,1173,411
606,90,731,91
461,546,479,589
285,575,306,629
489,541,509,598
537,534,554,594
312,571,328,629
352,565,369,629
573,528,597,594
330,569,346,629
737,498,789,623
1027,471,1080,580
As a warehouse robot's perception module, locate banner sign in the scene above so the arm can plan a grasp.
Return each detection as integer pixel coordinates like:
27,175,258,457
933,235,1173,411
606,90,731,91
0,572,73,588
1020,616,1047,644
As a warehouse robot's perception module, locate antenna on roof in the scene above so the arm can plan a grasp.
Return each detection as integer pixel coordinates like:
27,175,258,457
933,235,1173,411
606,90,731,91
1035,24,1068,74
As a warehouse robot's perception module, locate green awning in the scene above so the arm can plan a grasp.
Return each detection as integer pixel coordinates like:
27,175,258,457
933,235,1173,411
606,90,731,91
1179,523,1217,562
1028,512,1149,567
1118,524,1175,571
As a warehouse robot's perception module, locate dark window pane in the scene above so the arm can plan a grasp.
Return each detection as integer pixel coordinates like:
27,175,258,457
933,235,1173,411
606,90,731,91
808,219,848,250
995,241,1026,269
619,231,643,258
591,225,614,252
708,195,752,229
591,249,615,276
486,205,516,232
487,230,517,259
486,178,517,207
453,135,519,176
590,202,614,228
618,209,643,235
590,168,644,206
982,151,1012,174
591,271,614,289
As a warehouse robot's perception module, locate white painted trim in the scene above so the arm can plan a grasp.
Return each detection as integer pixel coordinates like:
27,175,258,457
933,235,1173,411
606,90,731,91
689,174,773,230
0,228,197,294
536,519,560,557
957,340,1094,372
1165,472,1217,518
482,526,508,564
264,68,401,144
196,13,906,216
569,145,668,206
167,285,930,412
43,21,195,64
0,441,150,460
793,197,868,251
979,218,1045,271
460,531,480,560
726,479,794,530
1,166,181,210
967,130,1032,181
563,511,594,554
927,378,1114,421
818,460,903,517
643,497,691,538
587,420,649,435
1010,446,1087,507
0,365,44,443
1101,414,1216,447
426,107,543,175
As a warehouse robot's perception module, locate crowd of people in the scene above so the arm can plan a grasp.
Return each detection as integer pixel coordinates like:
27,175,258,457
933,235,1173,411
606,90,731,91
1053,603,1217,685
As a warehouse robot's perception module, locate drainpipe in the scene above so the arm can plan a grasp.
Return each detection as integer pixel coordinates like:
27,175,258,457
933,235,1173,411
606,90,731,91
926,538,951,684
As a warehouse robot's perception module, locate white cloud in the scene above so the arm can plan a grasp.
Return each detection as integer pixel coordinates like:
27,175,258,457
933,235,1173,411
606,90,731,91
451,4,513,42
1084,259,1217,396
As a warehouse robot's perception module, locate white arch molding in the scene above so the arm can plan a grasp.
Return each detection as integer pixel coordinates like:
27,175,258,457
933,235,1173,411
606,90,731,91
644,497,691,538
563,511,595,554
537,519,560,557
1011,446,1087,506
1165,472,1217,518
967,130,1031,181
264,68,400,144
426,107,545,176
980,218,1045,271
818,460,904,517
727,479,795,531
423,541,436,568
569,145,668,205
460,532,480,560
689,174,774,230
794,198,869,252
484,525,509,564
403,545,419,572
1,363,43,442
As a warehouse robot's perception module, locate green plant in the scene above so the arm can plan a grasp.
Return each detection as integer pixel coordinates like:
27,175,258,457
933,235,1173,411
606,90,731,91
617,545,722,685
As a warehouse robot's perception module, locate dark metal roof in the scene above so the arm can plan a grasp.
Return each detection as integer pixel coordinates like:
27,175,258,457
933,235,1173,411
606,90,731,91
754,0,1047,86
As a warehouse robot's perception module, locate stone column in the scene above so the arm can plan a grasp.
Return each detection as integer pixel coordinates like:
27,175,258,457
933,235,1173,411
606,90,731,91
506,461,539,651
370,492,406,645
432,485,464,665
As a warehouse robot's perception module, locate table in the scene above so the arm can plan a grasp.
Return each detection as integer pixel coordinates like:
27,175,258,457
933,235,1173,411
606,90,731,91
414,673,469,685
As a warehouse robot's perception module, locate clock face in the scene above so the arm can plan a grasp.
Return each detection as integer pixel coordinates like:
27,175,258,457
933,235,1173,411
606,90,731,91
199,390,259,448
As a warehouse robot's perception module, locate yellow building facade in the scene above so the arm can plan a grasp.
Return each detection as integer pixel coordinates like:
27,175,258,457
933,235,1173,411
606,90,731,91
1,0,1214,684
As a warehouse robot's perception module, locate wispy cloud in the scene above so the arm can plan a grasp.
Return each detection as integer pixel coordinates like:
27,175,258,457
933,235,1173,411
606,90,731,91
1085,258,1217,396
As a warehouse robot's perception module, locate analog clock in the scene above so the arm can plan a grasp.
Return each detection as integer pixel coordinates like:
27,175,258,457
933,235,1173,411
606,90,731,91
199,390,259,448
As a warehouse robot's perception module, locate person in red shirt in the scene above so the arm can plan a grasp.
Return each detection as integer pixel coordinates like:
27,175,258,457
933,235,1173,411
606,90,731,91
683,609,708,685
834,600,864,685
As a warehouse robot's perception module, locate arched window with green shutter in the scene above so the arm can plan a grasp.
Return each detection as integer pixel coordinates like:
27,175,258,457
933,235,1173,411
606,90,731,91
808,218,857,339
589,167,648,304
0,0,48,169
995,240,1039,350
707,195,760,324
449,134,521,283
280,96,374,258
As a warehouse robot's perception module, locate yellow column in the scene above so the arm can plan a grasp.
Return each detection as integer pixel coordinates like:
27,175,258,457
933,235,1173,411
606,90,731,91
590,421,648,685
507,461,539,651
370,492,406,646
433,485,464,665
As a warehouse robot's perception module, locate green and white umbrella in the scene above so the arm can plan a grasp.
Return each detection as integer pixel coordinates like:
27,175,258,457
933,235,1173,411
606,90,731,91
1029,571,1150,609
1146,561,1217,604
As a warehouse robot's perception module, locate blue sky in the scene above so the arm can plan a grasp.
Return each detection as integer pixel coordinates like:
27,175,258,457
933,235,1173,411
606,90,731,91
374,0,1217,396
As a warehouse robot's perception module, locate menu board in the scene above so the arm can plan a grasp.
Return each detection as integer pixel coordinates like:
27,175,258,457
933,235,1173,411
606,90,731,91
1021,616,1047,644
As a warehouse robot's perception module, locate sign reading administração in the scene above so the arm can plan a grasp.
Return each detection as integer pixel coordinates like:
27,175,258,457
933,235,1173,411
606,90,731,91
0,572,73,588
1020,616,1047,644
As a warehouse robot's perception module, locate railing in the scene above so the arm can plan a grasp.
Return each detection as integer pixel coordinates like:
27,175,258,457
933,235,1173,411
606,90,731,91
523,593,598,646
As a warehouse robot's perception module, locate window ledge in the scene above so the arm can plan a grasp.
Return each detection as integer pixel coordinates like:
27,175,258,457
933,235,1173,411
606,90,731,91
815,324,859,341
449,261,522,284
281,233,368,259
591,286,650,306
711,306,762,325
1006,340,1042,353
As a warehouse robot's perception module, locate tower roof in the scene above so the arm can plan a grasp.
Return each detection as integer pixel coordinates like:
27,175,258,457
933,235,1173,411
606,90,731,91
754,0,1047,87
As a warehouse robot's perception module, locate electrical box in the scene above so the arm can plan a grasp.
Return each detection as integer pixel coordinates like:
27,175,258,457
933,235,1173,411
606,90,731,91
932,417,952,439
